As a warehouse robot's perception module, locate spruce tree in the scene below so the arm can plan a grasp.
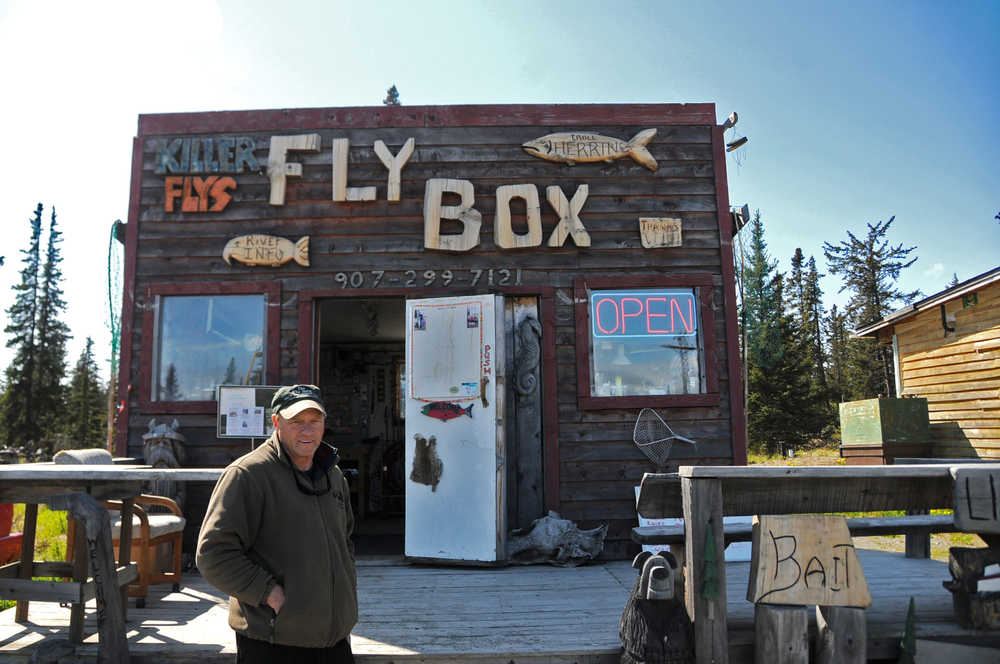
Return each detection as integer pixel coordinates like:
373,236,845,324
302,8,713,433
0,204,44,450
741,211,782,370
383,84,400,105
64,337,106,448
747,276,816,453
33,207,71,452
804,257,828,391
163,364,180,401
825,304,851,403
223,357,238,385
823,217,920,398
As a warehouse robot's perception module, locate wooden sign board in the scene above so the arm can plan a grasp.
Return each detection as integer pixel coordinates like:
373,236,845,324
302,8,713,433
953,466,1000,534
222,235,309,268
639,217,682,248
748,515,871,607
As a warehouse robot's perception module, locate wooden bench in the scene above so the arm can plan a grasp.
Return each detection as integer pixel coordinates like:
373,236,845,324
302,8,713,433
633,513,956,549
633,472,958,559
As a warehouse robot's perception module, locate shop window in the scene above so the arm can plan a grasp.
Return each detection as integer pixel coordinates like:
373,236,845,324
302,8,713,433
152,294,266,402
574,276,719,409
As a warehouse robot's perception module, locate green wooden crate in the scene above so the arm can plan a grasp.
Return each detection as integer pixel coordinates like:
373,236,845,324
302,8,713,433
839,398,930,447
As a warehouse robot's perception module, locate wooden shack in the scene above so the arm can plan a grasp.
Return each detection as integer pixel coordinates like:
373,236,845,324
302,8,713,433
116,103,746,559
854,266,1000,459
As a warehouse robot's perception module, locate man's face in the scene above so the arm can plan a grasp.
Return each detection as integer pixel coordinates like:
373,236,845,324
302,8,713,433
273,408,325,470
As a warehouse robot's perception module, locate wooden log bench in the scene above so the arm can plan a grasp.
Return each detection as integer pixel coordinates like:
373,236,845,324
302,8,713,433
634,471,960,559
632,513,957,549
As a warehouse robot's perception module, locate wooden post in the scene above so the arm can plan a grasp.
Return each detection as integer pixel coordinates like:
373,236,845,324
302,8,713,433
69,521,89,642
64,493,129,664
814,605,866,664
14,503,37,623
682,477,728,664
754,604,808,663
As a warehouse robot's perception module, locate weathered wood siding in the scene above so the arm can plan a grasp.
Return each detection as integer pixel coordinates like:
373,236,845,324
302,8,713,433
120,104,741,558
897,282,1000,458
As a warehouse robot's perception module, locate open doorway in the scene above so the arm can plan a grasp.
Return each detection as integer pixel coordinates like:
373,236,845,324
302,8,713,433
316,297,406,557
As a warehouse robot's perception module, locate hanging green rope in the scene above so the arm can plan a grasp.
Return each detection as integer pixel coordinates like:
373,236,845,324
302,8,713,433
107,220,123,379
106,220,124,448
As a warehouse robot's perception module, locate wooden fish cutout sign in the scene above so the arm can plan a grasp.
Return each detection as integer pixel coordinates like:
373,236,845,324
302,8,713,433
223,234,309,267
522,128,658,171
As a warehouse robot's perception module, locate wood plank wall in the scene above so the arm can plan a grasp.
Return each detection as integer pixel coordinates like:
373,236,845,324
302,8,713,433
124,108,736,558
897,282,1000,458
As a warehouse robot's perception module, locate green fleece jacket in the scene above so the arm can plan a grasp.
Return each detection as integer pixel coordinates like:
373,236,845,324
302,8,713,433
196,434,357,647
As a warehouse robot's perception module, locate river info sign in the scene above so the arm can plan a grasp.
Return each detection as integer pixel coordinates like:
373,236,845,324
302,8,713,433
747,515,871,607
952,466,1000,534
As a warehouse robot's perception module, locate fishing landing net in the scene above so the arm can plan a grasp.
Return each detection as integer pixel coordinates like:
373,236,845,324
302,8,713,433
632,408,696,470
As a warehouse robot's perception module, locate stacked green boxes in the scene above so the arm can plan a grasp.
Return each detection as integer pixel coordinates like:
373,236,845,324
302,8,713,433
839,397,930,464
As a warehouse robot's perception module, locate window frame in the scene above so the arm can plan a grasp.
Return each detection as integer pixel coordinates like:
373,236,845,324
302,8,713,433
140,281,281,414
574,274,719,410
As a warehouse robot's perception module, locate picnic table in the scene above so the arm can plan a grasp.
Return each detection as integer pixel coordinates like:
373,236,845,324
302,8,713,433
636,463,1000,664
0,465,221,664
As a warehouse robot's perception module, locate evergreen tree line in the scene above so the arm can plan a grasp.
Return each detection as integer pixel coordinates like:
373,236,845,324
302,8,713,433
0,204,107,457
739,211,920,454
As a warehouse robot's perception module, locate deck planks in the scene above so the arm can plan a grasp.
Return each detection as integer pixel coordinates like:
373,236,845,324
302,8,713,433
0,550,986,663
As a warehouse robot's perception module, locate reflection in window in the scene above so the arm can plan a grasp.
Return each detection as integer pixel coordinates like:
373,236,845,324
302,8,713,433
154,295,266,401
589,288,705,397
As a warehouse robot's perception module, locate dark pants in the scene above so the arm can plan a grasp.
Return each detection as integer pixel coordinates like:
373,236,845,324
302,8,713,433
235,633,354,664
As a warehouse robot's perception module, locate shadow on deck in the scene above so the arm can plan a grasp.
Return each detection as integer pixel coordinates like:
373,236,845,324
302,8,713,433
0,550,989,663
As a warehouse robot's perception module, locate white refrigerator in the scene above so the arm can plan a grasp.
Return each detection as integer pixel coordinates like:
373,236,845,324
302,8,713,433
404,294,506,564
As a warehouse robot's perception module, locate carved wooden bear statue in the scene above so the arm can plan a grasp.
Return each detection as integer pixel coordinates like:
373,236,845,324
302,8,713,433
619,550,694,664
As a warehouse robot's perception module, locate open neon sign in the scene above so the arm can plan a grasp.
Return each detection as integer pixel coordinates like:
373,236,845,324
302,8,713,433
590,290,697,338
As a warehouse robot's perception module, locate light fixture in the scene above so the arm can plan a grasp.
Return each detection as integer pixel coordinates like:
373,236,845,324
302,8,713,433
730,204,750,235
611,344,632,366
721,111,738,132
726,136,748,152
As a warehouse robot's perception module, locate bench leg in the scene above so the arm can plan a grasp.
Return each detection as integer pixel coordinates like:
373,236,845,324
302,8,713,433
904,509,930,559
14,504,37,623
118,497,133,619
69,520,88,643
64,493,129,663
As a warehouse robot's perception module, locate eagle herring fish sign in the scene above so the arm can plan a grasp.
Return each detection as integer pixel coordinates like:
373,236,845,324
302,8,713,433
223,234,310,267
522,128,658,171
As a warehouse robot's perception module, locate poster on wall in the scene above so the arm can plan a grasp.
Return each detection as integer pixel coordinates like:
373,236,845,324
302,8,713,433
216,385,282,439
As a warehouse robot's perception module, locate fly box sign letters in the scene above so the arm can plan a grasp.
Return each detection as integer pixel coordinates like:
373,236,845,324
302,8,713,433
151,131,681,255
747,515,871,607
590,291,697,338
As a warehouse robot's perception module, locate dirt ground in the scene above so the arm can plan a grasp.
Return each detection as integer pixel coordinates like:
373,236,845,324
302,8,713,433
747,446,988,562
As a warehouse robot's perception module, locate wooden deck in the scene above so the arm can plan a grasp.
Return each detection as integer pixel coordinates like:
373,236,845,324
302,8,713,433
0,550,990,663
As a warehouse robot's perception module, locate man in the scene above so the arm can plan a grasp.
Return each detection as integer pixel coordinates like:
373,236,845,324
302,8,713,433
197,384,357,663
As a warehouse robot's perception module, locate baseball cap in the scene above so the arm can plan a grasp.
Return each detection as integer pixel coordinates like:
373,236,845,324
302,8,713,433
271,384,326,419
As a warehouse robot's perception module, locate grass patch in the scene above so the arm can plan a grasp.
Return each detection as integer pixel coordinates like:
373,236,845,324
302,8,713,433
1,506,69,611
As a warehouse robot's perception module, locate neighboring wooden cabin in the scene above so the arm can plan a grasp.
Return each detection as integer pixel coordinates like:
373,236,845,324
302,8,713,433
116,103,746,558
854,266,1000,459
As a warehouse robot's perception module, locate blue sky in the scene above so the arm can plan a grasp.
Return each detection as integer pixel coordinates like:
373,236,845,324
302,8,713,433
0,0,997,381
